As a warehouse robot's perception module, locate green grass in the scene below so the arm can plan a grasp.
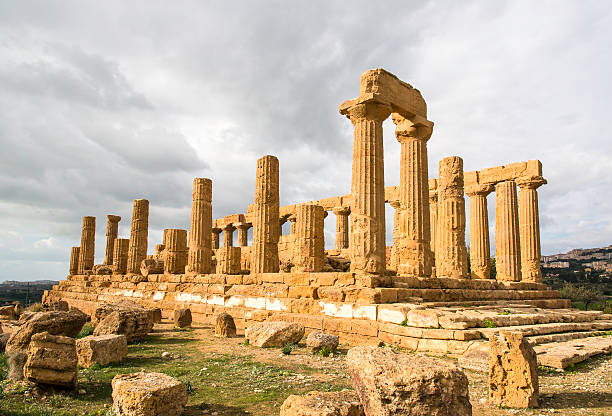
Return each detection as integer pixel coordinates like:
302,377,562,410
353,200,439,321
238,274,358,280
76,323,94,339
483,318,497,328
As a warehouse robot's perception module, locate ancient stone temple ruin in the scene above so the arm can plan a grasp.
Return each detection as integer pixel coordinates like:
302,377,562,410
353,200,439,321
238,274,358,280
45,69,611,365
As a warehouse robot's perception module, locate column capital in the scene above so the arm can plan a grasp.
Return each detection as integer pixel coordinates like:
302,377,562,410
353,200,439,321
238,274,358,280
340,97,392,125
332,206,351,216
392,113,433,143
389,200,401,210
516,175,547,190
429,190,438,204
287,214,296,224
465,184,494,197
235,222,252,230
212,227,222,234
106,215,121,223
221,223,235,233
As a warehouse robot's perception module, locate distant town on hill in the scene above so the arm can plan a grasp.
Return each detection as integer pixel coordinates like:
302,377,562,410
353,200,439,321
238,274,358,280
0,280,59,307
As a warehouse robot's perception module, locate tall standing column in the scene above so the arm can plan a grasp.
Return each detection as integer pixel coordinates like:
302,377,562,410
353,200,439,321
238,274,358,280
341,99,391,276
164,229,187,274
495,181,521,281
429,187,438,277
466,184,494,279
103,215,121,265
69,247,80,275
212,228,221,250
517,176,546,283
251,155,280,273
294,204,325,272
393,115,433,277
332,207,350,250
126,199,149,274
77,216,96,274
288,215,297,234
236,222,251,247
112,238,129,275
436,157,468,278
389,201,401,271
222,224,236,247
187,178,212,274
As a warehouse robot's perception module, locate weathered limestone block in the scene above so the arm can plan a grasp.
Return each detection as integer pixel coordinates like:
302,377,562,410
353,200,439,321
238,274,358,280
495,181,521,281
148,307,162,324
306,331,339,353
294,204,325,272
92,302,151,326
187,177,213,274
49,300,69,311
251,155,281,273
333,207,350,250
280,390,364,416
69,246,80,275
93,310,153,343
7,351,27,380
93,264,113,275
173,308,192,328
406,309,441,328
517,176,546,283
76,334,127,368
393,114,433,277
465,184,494,279
436,157,468,278
164,229,187,274
77,216,96,274
127,199,149,274
245,321,305,348
104,215,121,265
140,258,164,277
6,310,88,353
112,372,188,416
215,312,236,337
0,304,16,319
216,246,241,274
113,238,130,275
489,331,539,408
24,332,78,388
0,332,11,353
347,346,472,416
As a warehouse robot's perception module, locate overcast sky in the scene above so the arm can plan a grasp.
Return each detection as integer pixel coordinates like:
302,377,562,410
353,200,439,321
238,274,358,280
1,1,611,282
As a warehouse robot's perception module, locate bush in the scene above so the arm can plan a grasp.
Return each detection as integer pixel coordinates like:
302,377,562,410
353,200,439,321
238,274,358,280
26,303,43,312
559,283,602,310
77,323,94,339
483,318,497,328
318,346,332,357
281,343,296,355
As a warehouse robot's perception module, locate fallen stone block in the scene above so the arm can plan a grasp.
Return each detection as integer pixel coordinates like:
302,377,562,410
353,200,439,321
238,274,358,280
112,372,188,416
0,332,10,353
306,331,339,353
76,334,128,368
347,346,472,416
7,351,27,381
280,390,364,416
93,310,153,343
245,321,305,348
24,331,78,388
173,308,192,328
215,312,236,337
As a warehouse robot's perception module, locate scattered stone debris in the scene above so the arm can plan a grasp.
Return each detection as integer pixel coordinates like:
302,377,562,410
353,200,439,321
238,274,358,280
76,334,128,368
306,331,339,353
24,331,78,389
215,312,236,337
281,390,364,416
112,372,188,416
93,309,153,343
173,308,192,328
245,321,305,348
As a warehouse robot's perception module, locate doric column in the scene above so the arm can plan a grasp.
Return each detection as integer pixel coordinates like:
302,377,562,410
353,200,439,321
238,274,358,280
465,184,494,279
436,157,468,278
186,178,212,274
77,216,96,274
429,186,438,277
103,215,121,265
389,201,401,271
222,224,235,248
288,215,297,234
69,247,80,275
235,222,251,247
341,99,391,275
294,204,325,272
517,176,547,283
216,246,241,274
251,155,280,273
126,199,149,274
211,228,221,250
332,207,350,250
164,229,187,274
393,115,433,277
495,181,521,281
112,238,129,275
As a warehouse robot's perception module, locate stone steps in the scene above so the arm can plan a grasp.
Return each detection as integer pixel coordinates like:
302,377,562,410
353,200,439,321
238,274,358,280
479,321,612,339
534,335,612,369
527,330,612,346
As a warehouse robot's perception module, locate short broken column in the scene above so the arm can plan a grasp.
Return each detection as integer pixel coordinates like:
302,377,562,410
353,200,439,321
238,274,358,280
126,199,149,274
495,181,521,281
222,223,235,247
211,227,221,250
104,215,121,265
69,247,80,275
251,155,280,273
332,206,350,250
294,204,325,272
466,184,494,279
435,157,468,278
186,178,212,274
164,229,187,274
235,222,251,247
517,176,547,283
77,216,96,274
112,238,129,275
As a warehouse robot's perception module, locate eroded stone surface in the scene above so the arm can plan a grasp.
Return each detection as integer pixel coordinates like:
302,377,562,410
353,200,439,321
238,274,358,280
306,331,339,353
280,390,364,416
76,334,127,368
93,310,153,343
215,312,236,337
173,308,192,328
245,321,304,348
112,372,187,416
24,331,77,388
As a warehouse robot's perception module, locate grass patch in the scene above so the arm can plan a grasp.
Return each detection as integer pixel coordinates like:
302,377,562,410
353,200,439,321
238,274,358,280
77,323,94,339
483,318,497,328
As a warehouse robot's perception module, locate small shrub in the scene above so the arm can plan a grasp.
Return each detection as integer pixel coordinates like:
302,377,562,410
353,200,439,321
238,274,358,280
281,342,296,355
26,303,43,312
77,323,94,339
242,338,250,346
400,319,408,327
318,346,332,357
483,318,497,328
498,310,511,315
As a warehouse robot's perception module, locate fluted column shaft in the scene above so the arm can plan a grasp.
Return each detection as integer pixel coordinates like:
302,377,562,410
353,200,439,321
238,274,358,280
393,115,433,277
517,176,547,283
466,185,494,279
236,222,251,247
251,155,280,273
429,189,438,277
436,157,468,278
288,215,297,234
222,224,235,248
495,181,521,281
164,229,187,274
187,178,212,274
212,228,221,250
77,216,96,274
104,215,121,265
346,100,391,276
112,238,129,275
69,247,80,275
389,201,401,271
294,204,325,272
126,199,149,274
332,207,350,250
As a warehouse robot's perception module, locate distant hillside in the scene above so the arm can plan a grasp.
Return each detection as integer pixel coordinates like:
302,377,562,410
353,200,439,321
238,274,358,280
0,280,58,306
